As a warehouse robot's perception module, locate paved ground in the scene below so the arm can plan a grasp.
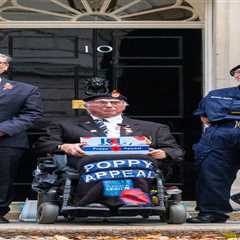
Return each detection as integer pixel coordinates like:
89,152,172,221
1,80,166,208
1,217,240,233
1,217,240,239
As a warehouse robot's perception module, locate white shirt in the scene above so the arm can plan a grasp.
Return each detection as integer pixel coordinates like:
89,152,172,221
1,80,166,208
91,114,123,137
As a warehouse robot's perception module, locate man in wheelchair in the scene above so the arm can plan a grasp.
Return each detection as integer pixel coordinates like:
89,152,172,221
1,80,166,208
34,90,185,223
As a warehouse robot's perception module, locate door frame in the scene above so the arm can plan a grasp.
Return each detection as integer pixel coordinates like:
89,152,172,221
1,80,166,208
0,1,214,95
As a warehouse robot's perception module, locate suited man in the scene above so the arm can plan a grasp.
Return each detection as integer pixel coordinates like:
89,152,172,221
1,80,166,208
0,53,43,223
36,90,183,168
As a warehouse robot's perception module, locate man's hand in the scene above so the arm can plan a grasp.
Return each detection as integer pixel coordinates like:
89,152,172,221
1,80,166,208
200,116,210,125
148,148,167,160
60,143,86,157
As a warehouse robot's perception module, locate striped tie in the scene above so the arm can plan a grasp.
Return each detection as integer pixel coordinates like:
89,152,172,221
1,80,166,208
94,119,109,136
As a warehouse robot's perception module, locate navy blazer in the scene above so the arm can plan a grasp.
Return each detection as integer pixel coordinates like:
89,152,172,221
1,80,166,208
36,115,184,162
0,78,43,148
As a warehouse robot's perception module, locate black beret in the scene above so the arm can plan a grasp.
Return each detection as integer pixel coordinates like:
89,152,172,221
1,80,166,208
230,65,240,76
83,90,127,102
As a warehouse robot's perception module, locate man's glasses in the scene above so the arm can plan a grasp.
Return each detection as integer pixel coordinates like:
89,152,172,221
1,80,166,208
90,100,123,106
0,62,7,65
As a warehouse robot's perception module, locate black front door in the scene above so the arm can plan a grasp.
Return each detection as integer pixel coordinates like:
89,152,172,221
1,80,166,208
0,28,202,200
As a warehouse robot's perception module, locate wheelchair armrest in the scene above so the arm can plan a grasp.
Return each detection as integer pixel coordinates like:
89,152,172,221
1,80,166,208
37,154,68,172
37,156,57,172
65,167,79,179
37,156,54,164
38,163,57,172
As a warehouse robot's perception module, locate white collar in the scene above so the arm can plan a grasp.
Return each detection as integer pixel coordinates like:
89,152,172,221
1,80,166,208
91,114,123,123
105,114,123,123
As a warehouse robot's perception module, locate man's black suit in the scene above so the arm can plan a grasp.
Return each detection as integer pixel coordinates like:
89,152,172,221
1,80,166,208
36,115,184,163
36,114,183,207
0,78,43,216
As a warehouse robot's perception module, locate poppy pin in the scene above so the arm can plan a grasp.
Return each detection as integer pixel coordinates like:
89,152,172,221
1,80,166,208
3,83,13,90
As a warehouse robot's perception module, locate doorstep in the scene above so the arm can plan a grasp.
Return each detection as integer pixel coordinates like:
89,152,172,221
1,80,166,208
6,201,240,221
4,201,196,220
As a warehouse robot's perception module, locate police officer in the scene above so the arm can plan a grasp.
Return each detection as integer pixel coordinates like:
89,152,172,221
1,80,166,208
187,65,240,223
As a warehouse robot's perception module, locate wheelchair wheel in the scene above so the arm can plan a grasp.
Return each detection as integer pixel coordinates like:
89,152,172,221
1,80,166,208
37,202,59,224
167,204,186,224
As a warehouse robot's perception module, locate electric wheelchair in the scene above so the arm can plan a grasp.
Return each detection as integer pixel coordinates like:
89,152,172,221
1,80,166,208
32,154,186,224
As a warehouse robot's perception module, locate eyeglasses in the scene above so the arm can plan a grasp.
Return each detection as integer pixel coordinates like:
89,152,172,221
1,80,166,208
90,100,124,106
0,62,8,65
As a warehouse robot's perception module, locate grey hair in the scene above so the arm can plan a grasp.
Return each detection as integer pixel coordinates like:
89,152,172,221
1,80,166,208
0,53,12,63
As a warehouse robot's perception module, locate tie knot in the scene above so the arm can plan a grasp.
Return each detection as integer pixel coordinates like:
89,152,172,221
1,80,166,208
95,118,108,123
94,119,103,123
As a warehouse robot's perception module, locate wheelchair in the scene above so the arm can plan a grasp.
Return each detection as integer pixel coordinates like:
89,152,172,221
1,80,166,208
32,154,186,224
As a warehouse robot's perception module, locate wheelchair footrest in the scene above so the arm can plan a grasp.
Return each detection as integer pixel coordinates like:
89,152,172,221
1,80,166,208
118,206,165,216
61,206,110,217
61,205,166,218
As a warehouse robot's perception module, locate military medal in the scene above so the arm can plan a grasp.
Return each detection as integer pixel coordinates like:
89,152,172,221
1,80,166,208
122,124,133,135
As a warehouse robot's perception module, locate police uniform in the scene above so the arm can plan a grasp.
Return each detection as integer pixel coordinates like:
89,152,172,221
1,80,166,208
190,85,240,222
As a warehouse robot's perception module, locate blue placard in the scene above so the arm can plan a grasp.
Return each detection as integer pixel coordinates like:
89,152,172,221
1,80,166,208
103,179,133,197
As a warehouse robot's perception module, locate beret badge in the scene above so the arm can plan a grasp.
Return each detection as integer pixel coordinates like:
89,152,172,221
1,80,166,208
111,90,120,98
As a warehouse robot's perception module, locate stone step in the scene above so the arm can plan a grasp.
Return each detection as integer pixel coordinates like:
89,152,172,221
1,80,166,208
6,201,240,221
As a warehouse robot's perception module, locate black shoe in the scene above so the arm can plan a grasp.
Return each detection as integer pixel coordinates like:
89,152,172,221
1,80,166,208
186,214,227,223
0,216,9,223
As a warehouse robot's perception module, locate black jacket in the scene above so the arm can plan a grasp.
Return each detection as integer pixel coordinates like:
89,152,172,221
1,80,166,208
36,115,184,162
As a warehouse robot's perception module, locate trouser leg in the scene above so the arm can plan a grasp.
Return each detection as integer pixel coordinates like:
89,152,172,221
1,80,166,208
196,147,238,218
0,148,25,216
